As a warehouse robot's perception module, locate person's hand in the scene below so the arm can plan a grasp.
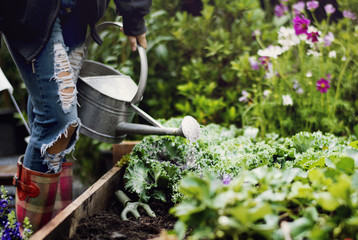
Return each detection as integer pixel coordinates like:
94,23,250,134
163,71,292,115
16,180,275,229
127,33,147,51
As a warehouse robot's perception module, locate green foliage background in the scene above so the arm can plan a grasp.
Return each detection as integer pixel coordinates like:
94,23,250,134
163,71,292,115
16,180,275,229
97,0,358,137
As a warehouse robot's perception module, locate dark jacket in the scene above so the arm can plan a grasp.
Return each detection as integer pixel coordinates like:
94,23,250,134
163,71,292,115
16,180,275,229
0,0,152,62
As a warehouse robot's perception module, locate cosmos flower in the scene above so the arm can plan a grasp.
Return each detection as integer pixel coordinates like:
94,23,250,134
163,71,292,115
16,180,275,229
282,94,293,106
306,1,319,11
329,51,337,58
324,4,336,15
292,15,310,35
292,1,305,15
316,78,330,93
324,32,335,46
258,45,284,59
275,4,288,17
278,26,300,48
307,31,320,43
343,10,357,20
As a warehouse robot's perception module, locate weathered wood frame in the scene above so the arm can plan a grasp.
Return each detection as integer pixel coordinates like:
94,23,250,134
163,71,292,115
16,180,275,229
30,141,138,240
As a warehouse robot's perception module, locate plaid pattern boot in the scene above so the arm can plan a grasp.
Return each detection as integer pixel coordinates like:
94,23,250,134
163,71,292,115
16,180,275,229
52,162,73,217
13,156,61,232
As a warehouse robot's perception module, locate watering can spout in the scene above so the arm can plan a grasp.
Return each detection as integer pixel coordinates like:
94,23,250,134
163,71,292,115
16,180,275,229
116,115,201,142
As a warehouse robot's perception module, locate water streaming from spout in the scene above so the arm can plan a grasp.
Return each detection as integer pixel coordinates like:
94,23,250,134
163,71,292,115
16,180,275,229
180,116,201,167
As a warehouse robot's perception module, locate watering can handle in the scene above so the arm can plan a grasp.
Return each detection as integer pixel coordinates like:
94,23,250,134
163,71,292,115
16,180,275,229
84,21,148,104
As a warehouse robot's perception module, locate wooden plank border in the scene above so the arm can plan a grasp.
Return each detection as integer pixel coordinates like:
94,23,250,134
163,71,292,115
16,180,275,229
30,166,123,240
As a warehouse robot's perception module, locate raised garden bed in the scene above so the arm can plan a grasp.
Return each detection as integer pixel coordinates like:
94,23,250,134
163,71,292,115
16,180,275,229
28,141,176,240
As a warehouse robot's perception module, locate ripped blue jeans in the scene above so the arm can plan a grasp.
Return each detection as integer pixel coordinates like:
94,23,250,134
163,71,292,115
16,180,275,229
5,0,87,173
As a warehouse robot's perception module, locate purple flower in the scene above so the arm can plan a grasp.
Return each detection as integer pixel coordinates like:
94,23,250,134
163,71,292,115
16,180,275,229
343,10,357,20
249,57,260,70
316,78,330,93
0,199,8,208
292,2,305,15
324,4,336,15
324,32,334,46
307,1,319,11
222,174,232,185
239,90,250,102
275,4,288,17
307,31,320,43
292,15,310,35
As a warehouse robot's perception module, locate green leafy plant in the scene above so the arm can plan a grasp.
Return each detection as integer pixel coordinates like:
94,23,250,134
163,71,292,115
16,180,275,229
172,160,358,240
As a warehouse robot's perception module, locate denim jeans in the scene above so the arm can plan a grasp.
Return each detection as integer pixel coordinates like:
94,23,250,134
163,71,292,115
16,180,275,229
5,0,87,173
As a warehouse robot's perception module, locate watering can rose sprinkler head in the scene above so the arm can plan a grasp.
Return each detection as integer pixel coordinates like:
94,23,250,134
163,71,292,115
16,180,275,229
179,116,201,142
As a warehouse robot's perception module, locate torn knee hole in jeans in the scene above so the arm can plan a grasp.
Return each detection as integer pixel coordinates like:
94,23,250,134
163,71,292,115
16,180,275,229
68,45,85,82
41,120,81,173
53,43,77,113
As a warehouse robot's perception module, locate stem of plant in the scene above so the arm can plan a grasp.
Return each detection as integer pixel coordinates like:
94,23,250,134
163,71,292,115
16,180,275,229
332,56,350,116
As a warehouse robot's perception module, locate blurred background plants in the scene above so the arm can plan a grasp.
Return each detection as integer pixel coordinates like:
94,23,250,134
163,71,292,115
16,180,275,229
96,0,358,137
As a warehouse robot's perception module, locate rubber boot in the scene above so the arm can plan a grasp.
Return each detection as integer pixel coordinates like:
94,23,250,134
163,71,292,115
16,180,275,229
13,156,61,232
52,162,73,217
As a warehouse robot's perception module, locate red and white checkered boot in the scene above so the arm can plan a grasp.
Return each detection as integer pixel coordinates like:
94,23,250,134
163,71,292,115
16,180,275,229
13,156,60,232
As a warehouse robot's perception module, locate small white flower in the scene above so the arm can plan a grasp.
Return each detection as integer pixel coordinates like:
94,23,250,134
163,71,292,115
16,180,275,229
263,90,271,97
342,56,347,61
265,64,275,79
219,216,231,226
282,94,293,106
306,71,313,77
296,88,304,94
258,45,284,59
244,127,259,138
307,49,321,56
253,29,261,37
329,50,337,58
278,26,300,49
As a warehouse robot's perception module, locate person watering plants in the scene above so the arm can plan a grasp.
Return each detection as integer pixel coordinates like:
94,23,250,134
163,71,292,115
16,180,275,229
0,0,152,233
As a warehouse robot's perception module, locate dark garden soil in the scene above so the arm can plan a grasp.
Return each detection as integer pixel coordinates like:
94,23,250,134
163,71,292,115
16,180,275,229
68,198,178,240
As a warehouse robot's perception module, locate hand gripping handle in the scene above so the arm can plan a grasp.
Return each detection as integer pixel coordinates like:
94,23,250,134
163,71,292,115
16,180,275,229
84,21,148,104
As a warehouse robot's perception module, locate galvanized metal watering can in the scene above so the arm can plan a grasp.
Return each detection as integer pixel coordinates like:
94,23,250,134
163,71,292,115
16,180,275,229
77,22,200,144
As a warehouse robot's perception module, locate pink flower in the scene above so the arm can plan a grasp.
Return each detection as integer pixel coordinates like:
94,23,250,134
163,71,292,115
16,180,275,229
343,10,357,20
307,31,320,43
324,32,334,46
307,1,319,11
292,15,310,35
293,2,305,15
324,4,336,15
316,78,330,93
259,56,270,70
275,4,288,17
